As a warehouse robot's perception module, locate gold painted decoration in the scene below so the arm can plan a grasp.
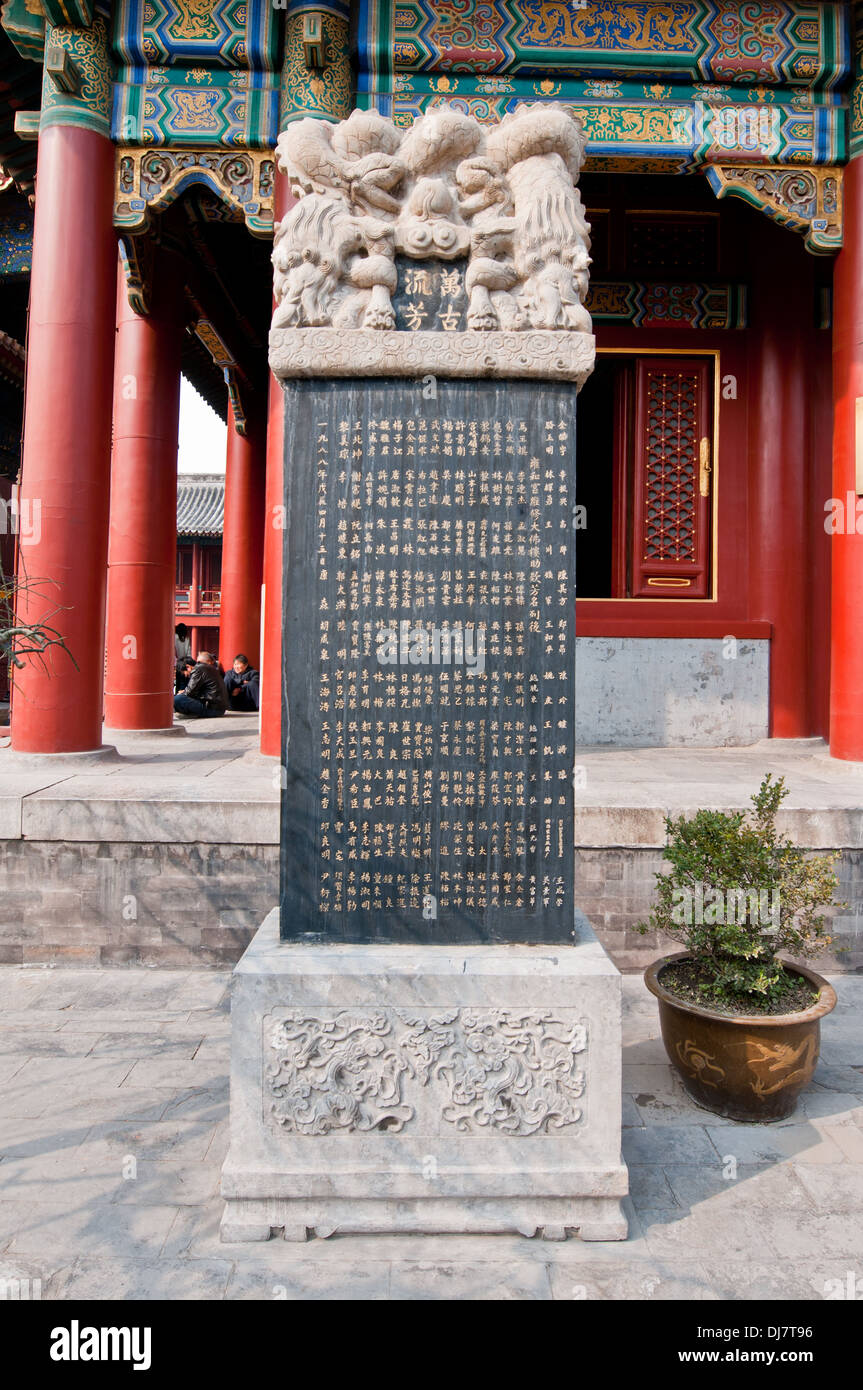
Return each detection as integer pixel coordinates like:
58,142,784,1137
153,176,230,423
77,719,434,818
675,1039,725,1089
194,319,235,366
40,13,113,136
114,147,275,238
168,0,223,43
746,1035,819,1097
705,163,843,253
280,9,351,126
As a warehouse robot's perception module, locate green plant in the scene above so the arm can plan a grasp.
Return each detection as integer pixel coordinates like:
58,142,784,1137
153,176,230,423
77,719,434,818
0,557,76,674
638,774,839,1006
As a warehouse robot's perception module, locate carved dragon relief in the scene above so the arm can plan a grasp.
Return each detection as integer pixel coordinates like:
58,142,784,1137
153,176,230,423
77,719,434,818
264,1008,588,1136
269,104,595,382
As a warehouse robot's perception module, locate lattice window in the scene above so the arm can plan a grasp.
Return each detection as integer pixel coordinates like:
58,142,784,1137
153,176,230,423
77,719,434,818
631,358,712,598
626,216,719,276
643,370,698,561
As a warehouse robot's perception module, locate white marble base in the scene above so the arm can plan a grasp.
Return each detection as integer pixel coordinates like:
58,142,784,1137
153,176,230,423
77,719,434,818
269,327,596,385
220,911,628,1242
2,745,118,767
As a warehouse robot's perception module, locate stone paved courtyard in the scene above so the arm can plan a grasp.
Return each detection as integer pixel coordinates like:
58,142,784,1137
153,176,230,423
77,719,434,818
0,966,860,1301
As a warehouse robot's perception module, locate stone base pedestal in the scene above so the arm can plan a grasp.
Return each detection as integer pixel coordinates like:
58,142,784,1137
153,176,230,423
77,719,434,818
220,911,628,1242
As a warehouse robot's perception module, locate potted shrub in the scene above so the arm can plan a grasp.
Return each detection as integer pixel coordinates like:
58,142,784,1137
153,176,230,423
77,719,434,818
639,774,839,1123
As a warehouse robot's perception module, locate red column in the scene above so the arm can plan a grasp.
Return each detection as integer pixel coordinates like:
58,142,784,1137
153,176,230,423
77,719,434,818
190,546,201,620
748,229,811,738
260,173,293,756
104,253,183,730
218,402,266,671
11,126,116,754
830,157,863,759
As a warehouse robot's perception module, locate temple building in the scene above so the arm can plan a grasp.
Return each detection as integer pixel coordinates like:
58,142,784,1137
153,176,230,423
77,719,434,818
175,472,225,658
0,2,861,755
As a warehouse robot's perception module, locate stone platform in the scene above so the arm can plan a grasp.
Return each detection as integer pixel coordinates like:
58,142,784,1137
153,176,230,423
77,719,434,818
220,911,627,1243
0,721,861,970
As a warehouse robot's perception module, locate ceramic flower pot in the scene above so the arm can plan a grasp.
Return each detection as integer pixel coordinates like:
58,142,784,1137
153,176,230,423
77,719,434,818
644,952,837,1123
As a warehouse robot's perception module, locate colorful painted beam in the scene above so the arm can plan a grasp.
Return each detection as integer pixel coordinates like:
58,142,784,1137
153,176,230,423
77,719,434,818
279,1,353,127
0,214,33,278
1,0,46,62
364,85,846,169
111,0,278,71
39,13,114,137
359,1,849,89
587,279,747,328
112,67,278,147
41,1,94,26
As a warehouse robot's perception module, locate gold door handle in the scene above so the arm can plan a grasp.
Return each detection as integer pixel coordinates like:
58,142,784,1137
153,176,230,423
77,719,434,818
699,436,711,498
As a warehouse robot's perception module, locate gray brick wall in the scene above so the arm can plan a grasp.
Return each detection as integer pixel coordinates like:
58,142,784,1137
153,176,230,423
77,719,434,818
0,839,858,973
0,841,278,967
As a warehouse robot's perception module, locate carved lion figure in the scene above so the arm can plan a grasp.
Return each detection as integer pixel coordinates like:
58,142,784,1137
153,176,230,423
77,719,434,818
271,102,591,337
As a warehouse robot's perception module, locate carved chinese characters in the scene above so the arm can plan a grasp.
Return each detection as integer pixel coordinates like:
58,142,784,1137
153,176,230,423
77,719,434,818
280,380,576,944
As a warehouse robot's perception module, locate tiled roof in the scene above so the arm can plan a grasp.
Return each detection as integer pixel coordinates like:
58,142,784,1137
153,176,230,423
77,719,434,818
176,473,224,537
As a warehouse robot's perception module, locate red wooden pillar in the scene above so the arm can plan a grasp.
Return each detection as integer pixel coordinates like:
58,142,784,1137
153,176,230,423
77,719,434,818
190,546,201,622
218,402,266,671
260,172,293,756
748,228,811,739
830,155,863,759
104,253,183,730
11,126,116,754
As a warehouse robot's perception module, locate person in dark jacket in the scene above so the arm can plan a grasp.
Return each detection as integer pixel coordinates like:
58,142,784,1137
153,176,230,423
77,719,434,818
174,652,229,719
175,656,194,693
224,654,260,712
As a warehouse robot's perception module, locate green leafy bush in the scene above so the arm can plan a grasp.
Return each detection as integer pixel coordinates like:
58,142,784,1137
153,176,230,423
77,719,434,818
638,774,839,1005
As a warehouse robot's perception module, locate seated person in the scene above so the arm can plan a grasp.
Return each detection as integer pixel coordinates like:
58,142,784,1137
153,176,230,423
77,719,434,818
175,656,194,693
224,653,260,712
174,623,192,663
173,652,229,719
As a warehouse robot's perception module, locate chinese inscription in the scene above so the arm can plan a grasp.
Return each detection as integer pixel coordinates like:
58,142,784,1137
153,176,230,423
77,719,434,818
280,378,576,945
394,258,468,333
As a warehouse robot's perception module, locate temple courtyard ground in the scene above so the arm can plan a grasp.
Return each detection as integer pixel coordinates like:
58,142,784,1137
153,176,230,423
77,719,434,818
0,965,860,1300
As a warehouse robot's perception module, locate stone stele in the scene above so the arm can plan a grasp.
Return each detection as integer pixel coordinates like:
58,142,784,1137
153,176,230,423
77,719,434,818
221,103,626,1242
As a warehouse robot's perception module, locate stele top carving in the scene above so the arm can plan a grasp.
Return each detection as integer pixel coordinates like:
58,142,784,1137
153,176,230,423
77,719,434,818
271,103,592,338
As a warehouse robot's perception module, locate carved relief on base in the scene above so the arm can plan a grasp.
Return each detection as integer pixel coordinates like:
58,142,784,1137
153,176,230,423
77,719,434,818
269,325,595,383
265,1007,589,1137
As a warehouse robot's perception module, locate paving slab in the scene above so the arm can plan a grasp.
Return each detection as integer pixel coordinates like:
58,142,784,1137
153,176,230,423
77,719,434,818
0,1200,179,1258
754,1211,863,1260
50,1257,233,1301
662,1162,813,1211
793,1165,863,1211
387,1261,553,1300
225,1262,393,1301
701,1261,833,1301
702,1123,851,1165
547,1260,719,1301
